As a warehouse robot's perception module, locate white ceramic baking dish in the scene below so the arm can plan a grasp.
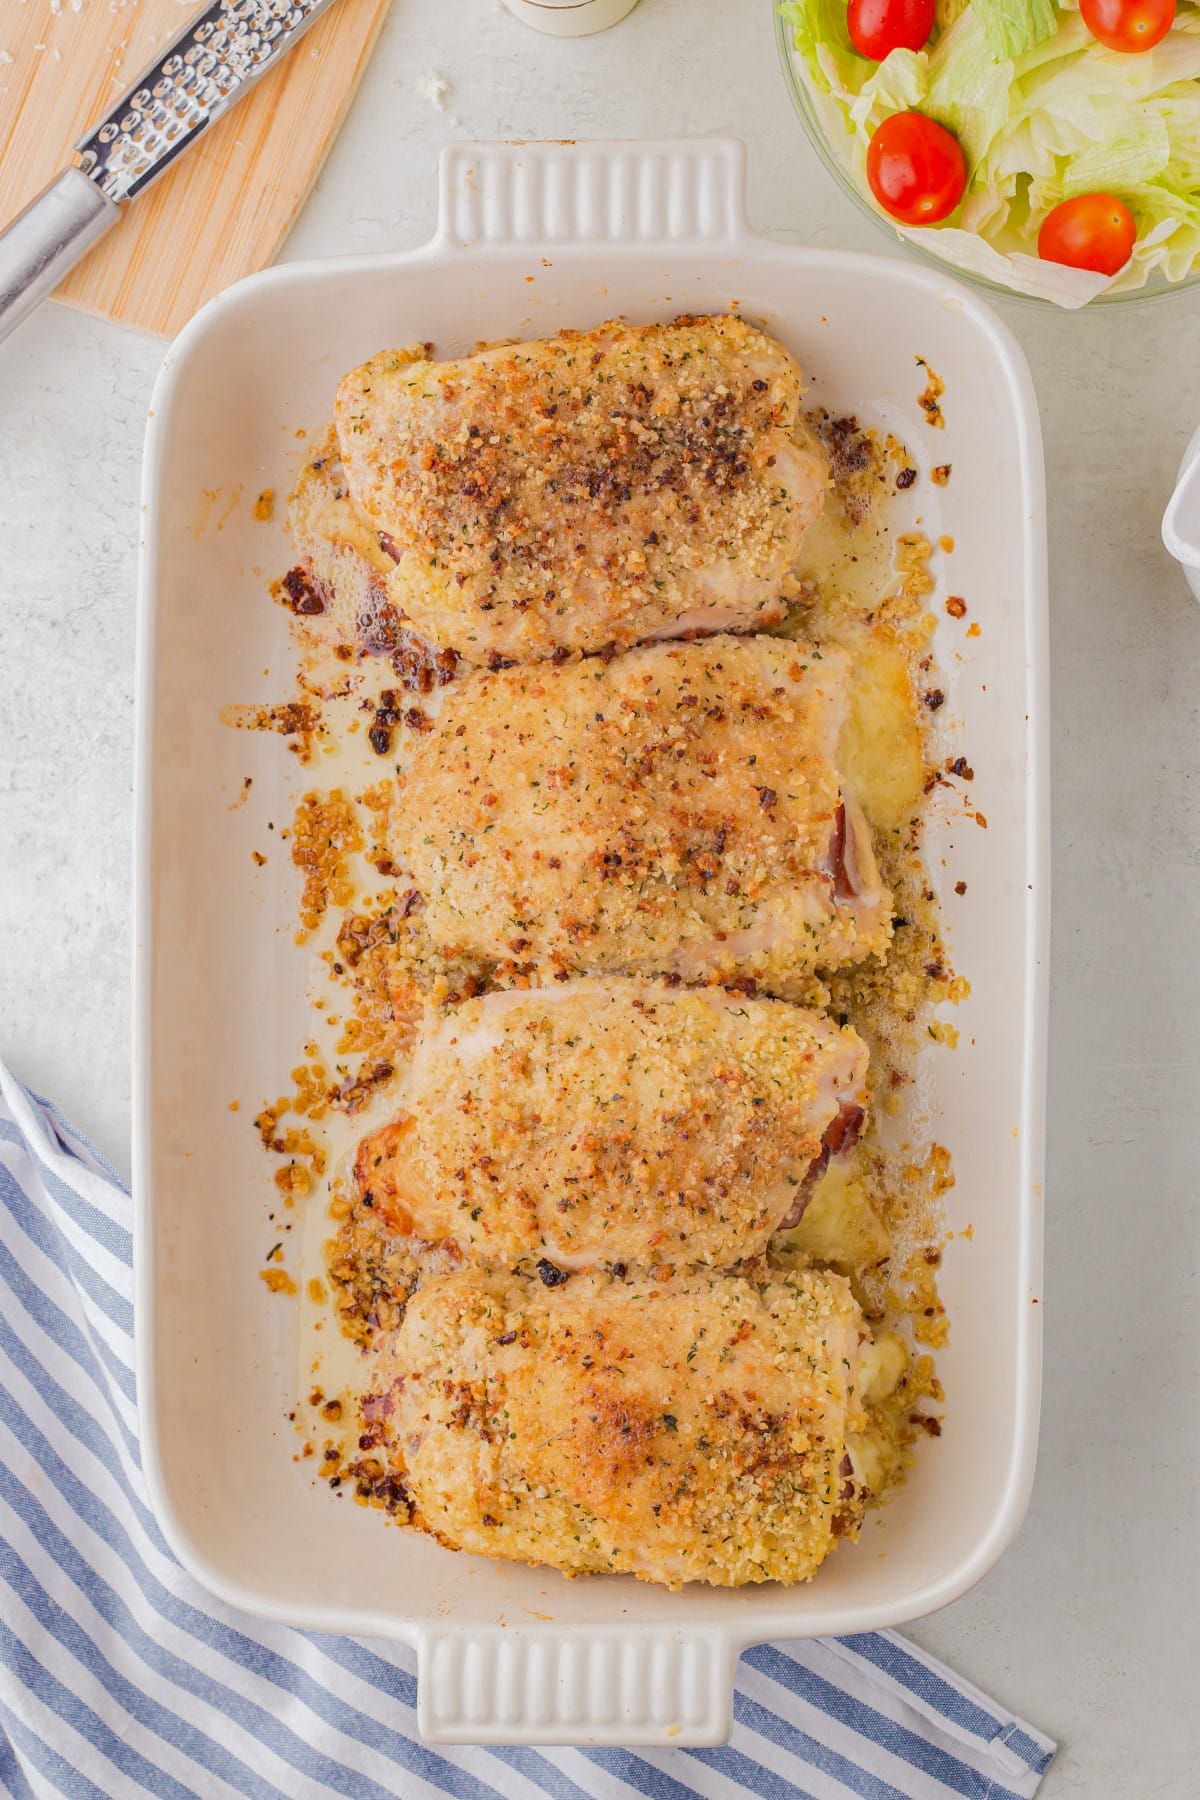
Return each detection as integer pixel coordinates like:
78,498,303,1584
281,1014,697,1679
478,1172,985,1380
134,138,1049,1747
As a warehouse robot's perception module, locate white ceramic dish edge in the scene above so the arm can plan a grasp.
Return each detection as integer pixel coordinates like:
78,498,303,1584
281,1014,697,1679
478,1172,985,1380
134,138,1049,1746
1162,423,1200,598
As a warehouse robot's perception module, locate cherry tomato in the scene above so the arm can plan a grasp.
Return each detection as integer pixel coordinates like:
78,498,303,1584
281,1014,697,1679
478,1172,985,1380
1037,192,1137,275
1079,0,1175,52
847,0,936,61
865,112,968,226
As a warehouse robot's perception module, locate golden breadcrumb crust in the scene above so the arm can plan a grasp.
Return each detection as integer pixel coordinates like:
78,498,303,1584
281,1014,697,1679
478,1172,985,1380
392,635,891,993
332,316,828,661
374,1257,869,1588
354,978,867,1267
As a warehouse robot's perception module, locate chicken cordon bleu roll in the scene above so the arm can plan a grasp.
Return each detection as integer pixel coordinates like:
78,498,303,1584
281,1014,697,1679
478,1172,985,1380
392,635,891,993
366,1259,882,1588
332,316,828,662
354,978,867,1267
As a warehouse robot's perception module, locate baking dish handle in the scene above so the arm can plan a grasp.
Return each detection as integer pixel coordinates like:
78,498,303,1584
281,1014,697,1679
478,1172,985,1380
416,1624,737,1746
434,138,751,254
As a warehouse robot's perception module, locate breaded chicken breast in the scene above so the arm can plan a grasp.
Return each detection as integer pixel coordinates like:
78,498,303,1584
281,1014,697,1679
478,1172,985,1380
333,316,828,662
392,635,891,993
370,1259,873,1588
354,978,867,1267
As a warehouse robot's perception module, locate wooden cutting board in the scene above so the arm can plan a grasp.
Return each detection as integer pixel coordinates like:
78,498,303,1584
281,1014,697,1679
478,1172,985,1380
0,0,391,336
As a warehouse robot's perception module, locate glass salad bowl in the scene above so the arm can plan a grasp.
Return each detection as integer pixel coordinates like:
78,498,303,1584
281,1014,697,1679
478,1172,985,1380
773,0,1200,309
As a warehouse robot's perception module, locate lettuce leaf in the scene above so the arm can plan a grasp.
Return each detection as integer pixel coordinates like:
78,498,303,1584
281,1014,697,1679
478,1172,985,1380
1060,112,1172,193
971,0,1059,60
936,0,974,28
901,223,1113,301
779,0,871,96
924,9,1014,168
848,48,930,134
1155,89,1200,186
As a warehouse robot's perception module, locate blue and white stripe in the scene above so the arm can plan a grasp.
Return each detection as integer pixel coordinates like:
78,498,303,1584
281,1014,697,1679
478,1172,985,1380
0,1067,1055,1800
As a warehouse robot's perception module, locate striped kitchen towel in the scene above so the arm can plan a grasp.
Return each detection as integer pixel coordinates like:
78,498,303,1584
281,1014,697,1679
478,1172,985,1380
0,1065,1056,1800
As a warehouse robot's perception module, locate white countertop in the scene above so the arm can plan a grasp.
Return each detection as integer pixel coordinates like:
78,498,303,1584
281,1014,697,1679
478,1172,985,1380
2,0,1198,1789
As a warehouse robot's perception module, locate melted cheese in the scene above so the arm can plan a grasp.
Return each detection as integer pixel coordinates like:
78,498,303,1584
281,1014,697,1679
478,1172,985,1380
839,634,925,833
858,1329,908,1403
848,1331,919,1502
780,1157,892,1272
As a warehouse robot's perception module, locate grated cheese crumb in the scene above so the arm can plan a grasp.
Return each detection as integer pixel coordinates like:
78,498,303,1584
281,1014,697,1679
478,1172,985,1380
417,68,450,111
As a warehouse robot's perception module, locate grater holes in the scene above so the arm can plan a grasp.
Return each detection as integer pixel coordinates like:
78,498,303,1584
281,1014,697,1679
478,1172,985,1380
76,0,330,201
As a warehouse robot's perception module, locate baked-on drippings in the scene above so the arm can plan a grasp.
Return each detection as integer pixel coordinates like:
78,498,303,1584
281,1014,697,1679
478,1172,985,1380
393,634,892,994
353,978,868,1267
332,316,829,661
291,790,363,937
375,1258,874,1588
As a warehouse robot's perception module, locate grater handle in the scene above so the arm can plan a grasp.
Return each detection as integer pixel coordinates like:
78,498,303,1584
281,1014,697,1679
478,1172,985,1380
0,168,121,347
